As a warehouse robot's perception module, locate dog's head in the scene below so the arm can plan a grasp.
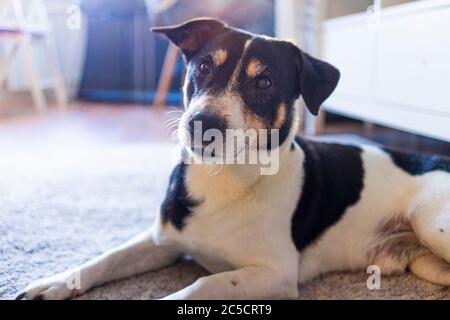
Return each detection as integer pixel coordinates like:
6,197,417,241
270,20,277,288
153,18,340,158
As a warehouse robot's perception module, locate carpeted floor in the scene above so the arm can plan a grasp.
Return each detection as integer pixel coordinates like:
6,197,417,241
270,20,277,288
1,141,449,300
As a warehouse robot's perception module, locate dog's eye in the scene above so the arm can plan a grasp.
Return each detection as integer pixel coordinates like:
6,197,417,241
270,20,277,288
255,76,272,89
199,61,211,75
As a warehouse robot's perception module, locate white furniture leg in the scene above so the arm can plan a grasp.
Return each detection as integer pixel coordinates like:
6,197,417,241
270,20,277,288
303,0,329,135
276,0,328,135
43,36,68,110
305,109,325,135
18,34,46,112
0,41,19,88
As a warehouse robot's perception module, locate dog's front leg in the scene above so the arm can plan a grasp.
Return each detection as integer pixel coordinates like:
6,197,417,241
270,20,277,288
16,228,181,300
162,267,298,300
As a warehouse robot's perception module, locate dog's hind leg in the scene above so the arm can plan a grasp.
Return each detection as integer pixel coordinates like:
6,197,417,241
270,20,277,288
410,253,450,286
16,227,181,300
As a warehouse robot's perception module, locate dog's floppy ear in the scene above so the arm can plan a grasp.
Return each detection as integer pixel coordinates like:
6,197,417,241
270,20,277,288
152,17,229,61
293,47,340,116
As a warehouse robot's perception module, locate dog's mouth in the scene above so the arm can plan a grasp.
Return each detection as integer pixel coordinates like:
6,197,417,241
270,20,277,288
178,110,270,163
188,138,247,157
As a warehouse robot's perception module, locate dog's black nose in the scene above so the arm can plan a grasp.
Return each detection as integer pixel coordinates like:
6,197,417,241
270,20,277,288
188,112,226,136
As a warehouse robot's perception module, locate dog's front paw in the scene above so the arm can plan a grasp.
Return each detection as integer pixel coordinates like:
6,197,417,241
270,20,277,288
16,270,82,300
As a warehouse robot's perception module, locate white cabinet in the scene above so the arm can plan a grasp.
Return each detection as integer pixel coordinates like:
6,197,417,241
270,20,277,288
322,0,450,142
322,19,376,100
375,6,450,115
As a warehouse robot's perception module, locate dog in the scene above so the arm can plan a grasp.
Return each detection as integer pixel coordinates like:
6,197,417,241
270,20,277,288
17,18,450,300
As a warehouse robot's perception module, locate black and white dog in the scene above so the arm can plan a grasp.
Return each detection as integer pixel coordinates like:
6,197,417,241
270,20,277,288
18,18,450,300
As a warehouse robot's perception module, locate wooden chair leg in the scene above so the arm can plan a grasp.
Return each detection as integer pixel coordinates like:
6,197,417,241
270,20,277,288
18,35,47,112
153,43,179,110
43,36,68,110
304,107,325,136
0,41,19,88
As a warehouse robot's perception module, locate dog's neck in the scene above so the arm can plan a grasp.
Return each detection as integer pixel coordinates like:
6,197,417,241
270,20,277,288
186,105,301,203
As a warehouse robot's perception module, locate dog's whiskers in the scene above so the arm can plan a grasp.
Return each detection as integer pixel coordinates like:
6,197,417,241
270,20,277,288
166,110,184,115
164,125,180,133
163,118,181,127
163,116,181,123
166,106,184,115
164,122,180,129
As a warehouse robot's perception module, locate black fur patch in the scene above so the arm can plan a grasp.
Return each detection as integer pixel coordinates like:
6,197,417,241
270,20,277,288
161,163,200,230
237,38,300,147
184,30,250,103
291,137,365,251
185,33,301,149
383,147,450,175
156,19,340,151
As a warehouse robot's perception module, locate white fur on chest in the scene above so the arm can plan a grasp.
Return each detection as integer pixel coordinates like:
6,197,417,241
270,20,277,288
157,149,303,275
154,141,450,285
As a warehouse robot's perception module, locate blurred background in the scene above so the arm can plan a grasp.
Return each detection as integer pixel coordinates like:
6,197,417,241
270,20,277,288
0,0,449,301
0,0,274,107
0,0,448,150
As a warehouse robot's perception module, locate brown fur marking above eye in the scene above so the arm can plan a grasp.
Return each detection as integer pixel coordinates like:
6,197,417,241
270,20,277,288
212,49,228,66
274,103,287,129
246,59,265,78
367,215,429,274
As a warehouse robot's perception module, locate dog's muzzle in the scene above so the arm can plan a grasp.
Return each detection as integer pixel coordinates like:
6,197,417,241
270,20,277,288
188,111,227,147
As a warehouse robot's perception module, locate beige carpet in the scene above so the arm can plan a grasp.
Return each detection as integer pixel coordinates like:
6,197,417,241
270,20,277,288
1,141,449,300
